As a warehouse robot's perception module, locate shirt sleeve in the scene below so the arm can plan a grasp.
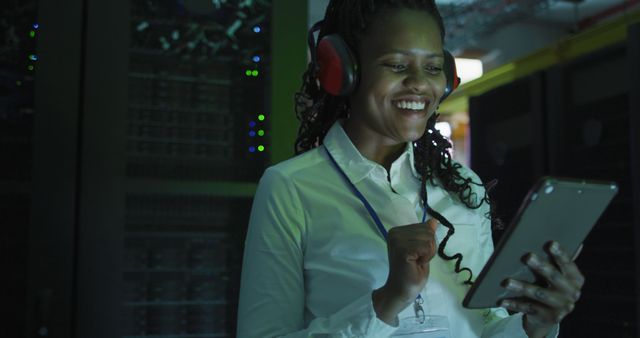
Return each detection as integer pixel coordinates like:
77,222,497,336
236,168,398,338
456,164,560,338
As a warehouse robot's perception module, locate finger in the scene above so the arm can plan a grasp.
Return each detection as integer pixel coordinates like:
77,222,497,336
500,298,551,322
405,240,436,260
500,298,573,325
405,228,437,241
524,253,578,298
397,222,436,235
503,279,568,309
404,221,438,237
426,218,438,232
549,242,586,289
406,252,430,266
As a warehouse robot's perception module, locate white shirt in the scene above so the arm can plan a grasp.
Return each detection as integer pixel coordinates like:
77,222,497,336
237,121,558,337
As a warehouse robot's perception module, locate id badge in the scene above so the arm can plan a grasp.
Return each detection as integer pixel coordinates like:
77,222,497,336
390,315,450,338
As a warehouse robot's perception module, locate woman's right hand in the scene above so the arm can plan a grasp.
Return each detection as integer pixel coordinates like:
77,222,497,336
372,219,439,324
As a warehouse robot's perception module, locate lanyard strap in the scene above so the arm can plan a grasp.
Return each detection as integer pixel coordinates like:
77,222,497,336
324,146,428,239
324,145,428,321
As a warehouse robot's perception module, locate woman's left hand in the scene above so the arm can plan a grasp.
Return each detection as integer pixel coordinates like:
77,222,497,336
500,241,585,338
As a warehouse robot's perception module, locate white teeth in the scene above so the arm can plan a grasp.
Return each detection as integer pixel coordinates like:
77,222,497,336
395,101,426,110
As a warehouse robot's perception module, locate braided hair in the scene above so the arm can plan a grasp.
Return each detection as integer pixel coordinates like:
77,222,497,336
294,0,500,285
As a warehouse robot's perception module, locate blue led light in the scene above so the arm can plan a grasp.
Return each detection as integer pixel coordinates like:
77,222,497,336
249,121,256,128
33,23,39,29
252,55,261,63
253,26,261,33
29,54,38,61
249,146,256,153
249,130,256,137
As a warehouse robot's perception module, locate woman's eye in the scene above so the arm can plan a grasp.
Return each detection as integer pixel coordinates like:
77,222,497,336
385,64,407,72
426,66,443,74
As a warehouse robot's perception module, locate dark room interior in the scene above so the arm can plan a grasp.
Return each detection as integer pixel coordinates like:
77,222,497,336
2,0,639,337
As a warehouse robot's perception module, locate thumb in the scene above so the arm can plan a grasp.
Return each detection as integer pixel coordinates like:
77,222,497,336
426,218,438,232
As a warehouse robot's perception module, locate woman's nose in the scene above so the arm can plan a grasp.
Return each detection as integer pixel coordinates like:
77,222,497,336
403,71,429,93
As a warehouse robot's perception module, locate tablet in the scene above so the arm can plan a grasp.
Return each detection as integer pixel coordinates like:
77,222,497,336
462,176,618,309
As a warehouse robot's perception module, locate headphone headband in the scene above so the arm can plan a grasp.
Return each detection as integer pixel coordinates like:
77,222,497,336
308,20,324,71
308,20,460,101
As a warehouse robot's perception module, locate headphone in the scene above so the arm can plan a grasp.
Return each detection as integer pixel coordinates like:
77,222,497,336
308,20,460,101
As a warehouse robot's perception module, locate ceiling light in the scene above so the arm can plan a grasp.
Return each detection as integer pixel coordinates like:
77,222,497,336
455,58,484,84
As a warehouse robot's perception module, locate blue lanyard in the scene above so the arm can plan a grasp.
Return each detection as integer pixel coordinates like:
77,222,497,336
324,146,428,240
324,145,429,322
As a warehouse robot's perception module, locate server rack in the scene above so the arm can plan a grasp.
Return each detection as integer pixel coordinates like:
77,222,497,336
469,25,640,337
120,2,270,336
25,0,277,337
469,73,546,240
0,2,38,336
629,23,640,335
545,39,637,337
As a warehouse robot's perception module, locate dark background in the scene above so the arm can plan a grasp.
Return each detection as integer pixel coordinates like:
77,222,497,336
1,0,639,337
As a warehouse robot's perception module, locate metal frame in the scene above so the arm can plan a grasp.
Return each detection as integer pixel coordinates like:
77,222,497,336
73,0,130,336
28,0,84,336
628,23,640,333
270,0,308,164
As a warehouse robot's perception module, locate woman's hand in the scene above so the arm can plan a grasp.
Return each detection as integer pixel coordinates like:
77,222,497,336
500,241,585,338
373,219,439,324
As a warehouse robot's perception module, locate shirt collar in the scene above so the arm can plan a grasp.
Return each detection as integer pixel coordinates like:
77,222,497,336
406,141,421,179
323,120,421,184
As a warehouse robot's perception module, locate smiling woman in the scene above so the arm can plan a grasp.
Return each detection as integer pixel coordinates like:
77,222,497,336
236,1,582,337
343,8,446,168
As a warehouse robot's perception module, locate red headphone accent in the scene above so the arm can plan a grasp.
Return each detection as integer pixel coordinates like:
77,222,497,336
316,35,358,96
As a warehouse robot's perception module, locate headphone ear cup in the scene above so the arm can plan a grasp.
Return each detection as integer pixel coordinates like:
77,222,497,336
441,50,461,102
316,34,358,96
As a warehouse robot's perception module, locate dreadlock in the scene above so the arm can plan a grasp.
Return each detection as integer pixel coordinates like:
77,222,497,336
294,0,502,285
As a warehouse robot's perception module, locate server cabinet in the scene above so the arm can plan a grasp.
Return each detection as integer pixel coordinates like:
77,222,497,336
469,26,640,337
469,73,546,238
0,3,37,336
120,1,271,335
27,0,85,336
629,23,640,335
546,41,637,337
25,1,273,337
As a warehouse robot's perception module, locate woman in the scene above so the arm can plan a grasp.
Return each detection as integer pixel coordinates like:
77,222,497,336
237,1,583,337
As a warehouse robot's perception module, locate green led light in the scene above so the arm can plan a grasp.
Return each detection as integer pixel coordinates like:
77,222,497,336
258,114,265,121
258,145,265,152
257,129,265,136
29,30,36,38
251,70,259,76
245,69,252,76
27,65,34,71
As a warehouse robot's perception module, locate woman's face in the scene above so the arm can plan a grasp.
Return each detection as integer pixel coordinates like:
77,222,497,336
348,8,446,145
